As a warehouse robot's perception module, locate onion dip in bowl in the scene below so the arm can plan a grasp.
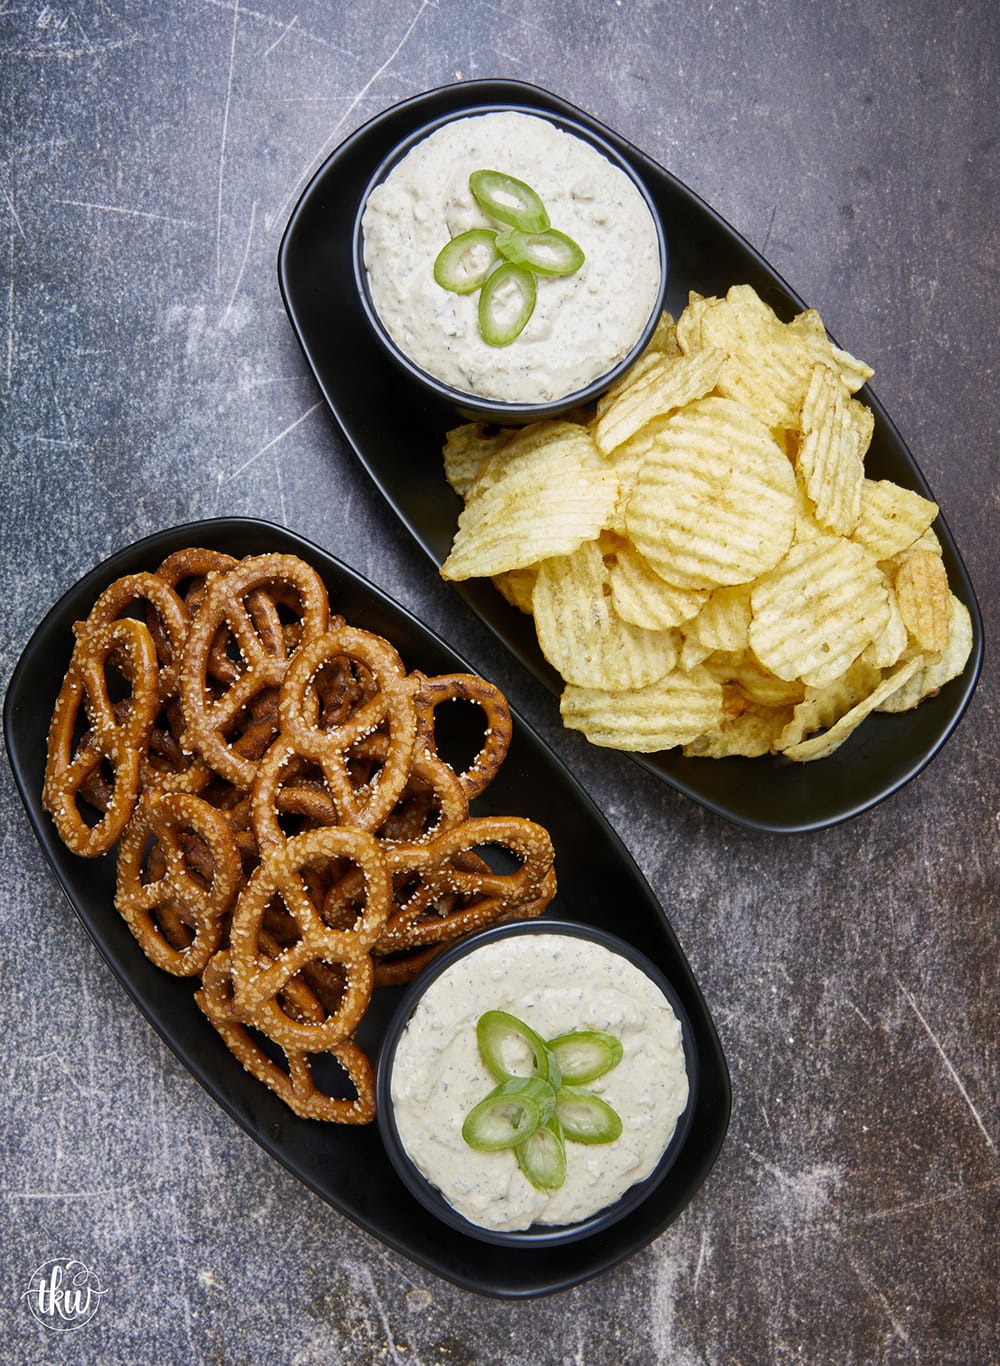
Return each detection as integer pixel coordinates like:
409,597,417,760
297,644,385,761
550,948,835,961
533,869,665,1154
354,107,668,422
376,920,697,1247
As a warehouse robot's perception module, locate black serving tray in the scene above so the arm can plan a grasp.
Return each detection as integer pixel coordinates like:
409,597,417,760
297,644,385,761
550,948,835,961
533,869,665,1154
3,518,730,1299
278,79,983,834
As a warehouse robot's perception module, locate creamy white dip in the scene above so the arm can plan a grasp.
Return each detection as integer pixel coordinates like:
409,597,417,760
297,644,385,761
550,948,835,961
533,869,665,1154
390,933,689,1232
361,112,662,404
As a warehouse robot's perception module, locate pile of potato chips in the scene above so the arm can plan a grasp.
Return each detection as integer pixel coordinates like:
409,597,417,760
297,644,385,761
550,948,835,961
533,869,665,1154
439,285,973,761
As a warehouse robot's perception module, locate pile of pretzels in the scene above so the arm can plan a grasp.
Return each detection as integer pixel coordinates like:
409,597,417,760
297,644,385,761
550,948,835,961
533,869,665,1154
43,549,556,1123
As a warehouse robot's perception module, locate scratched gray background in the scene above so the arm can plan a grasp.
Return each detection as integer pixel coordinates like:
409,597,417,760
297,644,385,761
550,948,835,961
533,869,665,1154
2,0,998,1363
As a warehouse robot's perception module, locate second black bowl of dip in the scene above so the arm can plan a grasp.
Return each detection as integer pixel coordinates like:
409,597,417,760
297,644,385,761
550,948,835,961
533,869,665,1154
375,919,698,1248
353,104,669,425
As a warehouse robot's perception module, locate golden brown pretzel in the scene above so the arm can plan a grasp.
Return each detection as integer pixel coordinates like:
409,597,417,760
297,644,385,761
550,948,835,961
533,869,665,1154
179,553,331,787
114,791,243,975
228,825,390,1052
377,815,557,954
412,672,514,799
43,618,160,857
77,571,191,700
195,949,375,1123
250,625,421,844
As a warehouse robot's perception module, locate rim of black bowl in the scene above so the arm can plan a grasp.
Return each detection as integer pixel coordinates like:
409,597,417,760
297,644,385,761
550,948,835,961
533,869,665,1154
375,918,700,1249
351,103,670,423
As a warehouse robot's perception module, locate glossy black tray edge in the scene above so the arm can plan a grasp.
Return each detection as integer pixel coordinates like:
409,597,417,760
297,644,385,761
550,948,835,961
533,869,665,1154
3,517,731,1299
277,79,984,836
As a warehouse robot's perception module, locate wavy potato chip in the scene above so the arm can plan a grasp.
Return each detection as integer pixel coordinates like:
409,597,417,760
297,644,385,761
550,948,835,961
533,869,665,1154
690,584,753,653
851,478,938,561
684,698,793,758
603,420,666,535
781,655,925,761
492,567,537,614
625,396,797,588
441,423,617,580
702,650,807,707
533,541,679,689
860,588,909,669
674,291,712,353
593,315,681,421
785,309,875,393
591,346,726,455
749,536,891,687
694,288,814,428
606,539,708,629
443,423,515,496
893,547,951,653
877,595,973,713
796,364,865,535
560,664,724,751
775,658,884,751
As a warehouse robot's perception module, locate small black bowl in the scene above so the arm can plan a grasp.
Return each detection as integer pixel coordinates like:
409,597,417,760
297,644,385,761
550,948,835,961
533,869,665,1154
376,919,699,1248
352,103,669,424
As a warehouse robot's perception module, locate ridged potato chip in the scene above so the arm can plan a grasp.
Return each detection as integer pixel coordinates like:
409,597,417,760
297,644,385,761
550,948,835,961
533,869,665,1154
492,567,537,614
644,310,681,357
851,478,938,561
603,421,665,535
625,396,797,588
796,364,866,535
877,595,973,713
532,540,679,689
690,584,753,653
775,658,884,752
893,547,951,653
702,651,806,707
785,309,874,393
694,288,815,428
591,346,726,455
860,589,909,669
781,655,924,761
443,423,514,496
593,314,681,422
606,538,708,629
441,423,617,580
684,698,793,758
560,664,724,751
749,536,891,687
674,291,712,353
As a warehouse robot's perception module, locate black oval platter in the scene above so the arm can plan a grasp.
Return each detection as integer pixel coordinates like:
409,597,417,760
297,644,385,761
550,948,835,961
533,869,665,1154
3,518,730,1299
277,79,983,835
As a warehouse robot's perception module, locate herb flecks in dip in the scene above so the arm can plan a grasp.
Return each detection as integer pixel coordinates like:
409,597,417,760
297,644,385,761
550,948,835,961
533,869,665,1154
361,112,662,404
390,933,689,1232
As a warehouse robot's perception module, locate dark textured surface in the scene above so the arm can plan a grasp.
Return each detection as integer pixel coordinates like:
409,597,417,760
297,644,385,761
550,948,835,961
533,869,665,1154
2,2,997,1363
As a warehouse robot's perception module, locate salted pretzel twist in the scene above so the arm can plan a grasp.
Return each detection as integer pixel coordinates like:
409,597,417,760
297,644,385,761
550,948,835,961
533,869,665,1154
43,617,160,857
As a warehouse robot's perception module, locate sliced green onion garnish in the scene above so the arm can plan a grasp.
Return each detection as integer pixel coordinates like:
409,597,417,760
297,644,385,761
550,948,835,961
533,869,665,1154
516,1119,567,1191
478,262,536,347
476,1010,549,1083
495,227,585,277
469,169,550,234
555,1086,623,1145
547,1030,624,1084
432,228,501,294
462,1077,547,1151
542,1045,562,1093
